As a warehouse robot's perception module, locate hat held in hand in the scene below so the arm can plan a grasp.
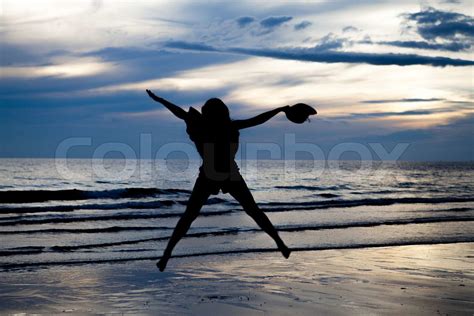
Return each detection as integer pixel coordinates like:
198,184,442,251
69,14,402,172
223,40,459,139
285,103,317,124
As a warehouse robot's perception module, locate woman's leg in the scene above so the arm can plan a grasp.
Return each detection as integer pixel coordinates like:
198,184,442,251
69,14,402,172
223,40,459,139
157,177,211,271
228,178,291,258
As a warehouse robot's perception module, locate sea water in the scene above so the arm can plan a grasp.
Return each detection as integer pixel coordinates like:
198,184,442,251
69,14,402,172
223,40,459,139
0,158,473,270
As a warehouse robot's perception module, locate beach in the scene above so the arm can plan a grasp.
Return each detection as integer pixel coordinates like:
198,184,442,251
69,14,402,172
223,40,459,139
1,159,473,314
1,243,472,315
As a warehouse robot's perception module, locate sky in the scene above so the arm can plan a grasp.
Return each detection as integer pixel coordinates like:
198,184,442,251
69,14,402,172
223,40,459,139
1,0,473,161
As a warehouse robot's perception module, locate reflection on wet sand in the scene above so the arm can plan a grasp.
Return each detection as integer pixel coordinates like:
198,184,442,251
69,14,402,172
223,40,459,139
1,243,473,315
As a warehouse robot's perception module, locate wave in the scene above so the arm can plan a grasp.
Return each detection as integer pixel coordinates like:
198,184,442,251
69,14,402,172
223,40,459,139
1,200,472,227
0,246,44,256
258,196,474,212
0,225,173,235
318,193,339,198
44,216,474,252
0,209,235,226
2,196,472,217
351,190,400,195
0,197,228,214
2,216,472,252
0,200,176,214
397,181,417,188
275,184,351,191
0,187,192,204
1,239,472,271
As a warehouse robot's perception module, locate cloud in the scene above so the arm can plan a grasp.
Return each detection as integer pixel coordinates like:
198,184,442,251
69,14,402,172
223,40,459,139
1,58,114,78
403,7,473,40
82,46,168,61
352,8,474,52
328,99,474,120
361,98,445,104
339,110,439,119
235,16,255,28
259,16,293,28
164,40,474,67
313,33,347,51
294,21,312,31
380,40,471,52
0,46,243,97
0,43,57,66
161,41,218,52
365,110,437,116
342,26,359,33
401,7,473,51
334,109,449,120
439,0,461,5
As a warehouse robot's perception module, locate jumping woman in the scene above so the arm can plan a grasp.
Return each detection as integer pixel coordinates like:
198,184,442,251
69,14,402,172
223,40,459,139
146,89,316,271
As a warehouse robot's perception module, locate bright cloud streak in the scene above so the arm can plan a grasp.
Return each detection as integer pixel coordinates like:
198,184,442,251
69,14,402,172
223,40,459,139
88,55,472,128
1,58,115,78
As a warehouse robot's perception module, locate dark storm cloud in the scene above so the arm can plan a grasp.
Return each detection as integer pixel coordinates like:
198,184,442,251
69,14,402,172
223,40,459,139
259,16,293,28
164,40,474,67
235,16,255,28
294,21,312,31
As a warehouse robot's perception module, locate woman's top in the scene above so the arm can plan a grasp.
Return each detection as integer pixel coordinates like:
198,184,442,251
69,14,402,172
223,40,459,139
185,107,241,194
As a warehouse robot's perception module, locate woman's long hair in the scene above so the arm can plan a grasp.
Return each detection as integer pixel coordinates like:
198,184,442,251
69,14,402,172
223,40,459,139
201,98,231,123
201,98,239,144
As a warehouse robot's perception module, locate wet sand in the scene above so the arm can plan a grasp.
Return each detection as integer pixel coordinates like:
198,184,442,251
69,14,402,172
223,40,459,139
1,243,473,315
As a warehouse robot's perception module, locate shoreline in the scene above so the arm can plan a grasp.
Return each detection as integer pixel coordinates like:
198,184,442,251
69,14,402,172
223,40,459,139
1,243,473,315
1,238,473,271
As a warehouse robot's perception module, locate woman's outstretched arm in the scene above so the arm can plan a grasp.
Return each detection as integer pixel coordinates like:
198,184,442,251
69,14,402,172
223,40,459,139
233,106,289,130
146,89,188,120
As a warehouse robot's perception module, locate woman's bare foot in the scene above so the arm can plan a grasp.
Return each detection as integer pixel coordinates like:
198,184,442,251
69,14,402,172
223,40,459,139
280,245,291,259
156,255,169,272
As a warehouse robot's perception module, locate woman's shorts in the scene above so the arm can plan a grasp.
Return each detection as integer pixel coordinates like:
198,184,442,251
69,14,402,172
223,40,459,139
196,166,245,195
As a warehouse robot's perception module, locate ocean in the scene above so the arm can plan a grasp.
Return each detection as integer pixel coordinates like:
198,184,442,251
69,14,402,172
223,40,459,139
1,158,473,271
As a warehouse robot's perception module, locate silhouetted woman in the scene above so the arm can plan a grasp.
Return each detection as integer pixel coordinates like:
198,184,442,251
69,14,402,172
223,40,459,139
146,89,292,271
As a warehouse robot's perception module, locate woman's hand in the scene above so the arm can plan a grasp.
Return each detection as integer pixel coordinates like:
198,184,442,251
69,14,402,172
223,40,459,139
146,89,162,102
280,105,290,113
145,89,188,120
